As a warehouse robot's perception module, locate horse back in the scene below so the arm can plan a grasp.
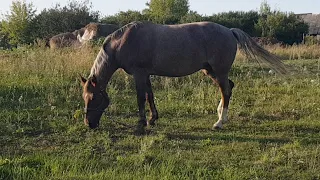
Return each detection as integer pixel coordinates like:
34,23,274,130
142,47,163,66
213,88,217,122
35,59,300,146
115,22,237,76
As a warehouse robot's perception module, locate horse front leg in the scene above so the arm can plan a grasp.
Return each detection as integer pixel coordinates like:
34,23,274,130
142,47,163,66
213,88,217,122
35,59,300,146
134,72,148,134
146,76,158,126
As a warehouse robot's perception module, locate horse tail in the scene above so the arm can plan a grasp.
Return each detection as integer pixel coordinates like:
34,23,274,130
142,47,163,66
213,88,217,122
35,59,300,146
230,28,288,74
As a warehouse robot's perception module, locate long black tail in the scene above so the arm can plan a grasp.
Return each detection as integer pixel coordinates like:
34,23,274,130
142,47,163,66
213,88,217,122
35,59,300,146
231,28,288,74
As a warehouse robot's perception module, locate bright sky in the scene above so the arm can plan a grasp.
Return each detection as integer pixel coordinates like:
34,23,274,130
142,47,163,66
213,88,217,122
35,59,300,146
0,0,319,17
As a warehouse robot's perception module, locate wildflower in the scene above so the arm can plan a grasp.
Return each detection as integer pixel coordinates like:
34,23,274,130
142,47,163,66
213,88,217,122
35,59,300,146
18,95,23,103
268,70,275,74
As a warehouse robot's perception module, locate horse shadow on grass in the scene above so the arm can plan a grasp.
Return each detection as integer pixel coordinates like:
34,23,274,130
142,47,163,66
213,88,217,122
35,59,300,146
164,122,320,147
165,132,292,145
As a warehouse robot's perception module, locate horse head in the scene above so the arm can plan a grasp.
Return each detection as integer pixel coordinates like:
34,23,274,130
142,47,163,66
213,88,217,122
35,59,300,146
80,75,110,129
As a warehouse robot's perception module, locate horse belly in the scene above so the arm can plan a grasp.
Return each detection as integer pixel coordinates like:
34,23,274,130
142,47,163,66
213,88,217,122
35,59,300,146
151,52,205,77
151,65,202,77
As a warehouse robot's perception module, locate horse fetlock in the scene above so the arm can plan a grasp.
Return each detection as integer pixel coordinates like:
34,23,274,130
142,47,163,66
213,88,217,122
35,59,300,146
148,117,158,126
148,110,158,122
138,118,147,127
147,120,155,126
222,118,228,123
220,108,228,123
221,115,228,123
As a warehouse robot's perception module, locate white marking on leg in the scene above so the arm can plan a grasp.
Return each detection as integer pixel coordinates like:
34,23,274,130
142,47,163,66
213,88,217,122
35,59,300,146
221,108,228,123
213,108,228,129
217,99,223,119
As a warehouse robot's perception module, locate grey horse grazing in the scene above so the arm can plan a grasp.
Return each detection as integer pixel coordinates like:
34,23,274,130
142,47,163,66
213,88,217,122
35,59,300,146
78,23,119,43
49,28,85,49
80,21,287,133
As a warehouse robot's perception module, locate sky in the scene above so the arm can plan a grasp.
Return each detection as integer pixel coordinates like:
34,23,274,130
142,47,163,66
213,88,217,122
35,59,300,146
0,0,319,17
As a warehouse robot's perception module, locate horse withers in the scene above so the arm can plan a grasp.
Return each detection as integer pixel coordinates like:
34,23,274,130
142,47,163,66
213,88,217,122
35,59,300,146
80,21,287,133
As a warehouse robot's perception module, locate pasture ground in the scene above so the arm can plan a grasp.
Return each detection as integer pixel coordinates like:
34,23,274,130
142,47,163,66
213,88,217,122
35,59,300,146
0,47,319,179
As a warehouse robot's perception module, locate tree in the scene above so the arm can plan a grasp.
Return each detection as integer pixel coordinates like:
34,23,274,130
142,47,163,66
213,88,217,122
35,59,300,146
30,0,99,40
101,10,147,26
207,11,259,36
255,1,309,44
0,0,36,45
255,1,273,37
0,22,11,49
145,0,189,24
100,15,119,25
180,11,203,23
267,13,308,44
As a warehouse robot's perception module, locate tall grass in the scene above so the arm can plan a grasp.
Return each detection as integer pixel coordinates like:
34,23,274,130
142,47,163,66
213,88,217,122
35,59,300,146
0,46,96,78
1,43,319,77
236,44,320,61
0,45,319,179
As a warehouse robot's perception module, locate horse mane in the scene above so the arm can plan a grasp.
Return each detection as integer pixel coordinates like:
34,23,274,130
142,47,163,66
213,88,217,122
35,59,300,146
89,21,142,79
108,21,142,39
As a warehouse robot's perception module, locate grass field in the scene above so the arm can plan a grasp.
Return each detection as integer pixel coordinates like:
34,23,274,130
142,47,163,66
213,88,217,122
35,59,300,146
0,46,320,179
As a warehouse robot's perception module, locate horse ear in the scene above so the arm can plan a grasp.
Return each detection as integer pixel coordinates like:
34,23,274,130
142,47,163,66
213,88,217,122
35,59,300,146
79,74,87,86
90,75,97,87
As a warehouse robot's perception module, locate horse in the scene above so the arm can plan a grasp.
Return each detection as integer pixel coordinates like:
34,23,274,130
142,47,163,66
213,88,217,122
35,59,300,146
78,23,119,43
80,21,287,133
49,28,85,49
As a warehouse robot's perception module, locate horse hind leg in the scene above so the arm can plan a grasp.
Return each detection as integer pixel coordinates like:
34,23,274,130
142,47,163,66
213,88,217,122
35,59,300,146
219,79,234,123
205,68,234,129
213,77,234,129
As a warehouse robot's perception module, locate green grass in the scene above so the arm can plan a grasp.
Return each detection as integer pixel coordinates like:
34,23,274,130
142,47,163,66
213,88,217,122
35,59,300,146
0,47,320,179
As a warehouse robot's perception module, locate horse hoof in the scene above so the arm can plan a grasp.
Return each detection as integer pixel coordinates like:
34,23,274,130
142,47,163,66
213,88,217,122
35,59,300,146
134,130,146,136
135,121,147,135
134,126,146,135
134,130,146,135
212,121,223,130
212,123,223,130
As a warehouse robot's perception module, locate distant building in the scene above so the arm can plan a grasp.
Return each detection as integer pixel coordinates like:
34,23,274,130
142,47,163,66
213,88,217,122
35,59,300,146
296,13,313,20
297,13,320,43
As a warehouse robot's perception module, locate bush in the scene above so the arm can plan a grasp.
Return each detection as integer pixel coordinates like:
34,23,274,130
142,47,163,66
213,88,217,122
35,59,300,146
30,0,99,40
207,11,259,36
101,10,147,27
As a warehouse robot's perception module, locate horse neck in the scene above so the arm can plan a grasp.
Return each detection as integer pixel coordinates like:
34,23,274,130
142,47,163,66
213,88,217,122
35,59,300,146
90,48,118,90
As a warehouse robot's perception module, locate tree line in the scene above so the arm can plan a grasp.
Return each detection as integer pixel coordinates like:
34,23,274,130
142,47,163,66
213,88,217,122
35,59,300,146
0,0,309,49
